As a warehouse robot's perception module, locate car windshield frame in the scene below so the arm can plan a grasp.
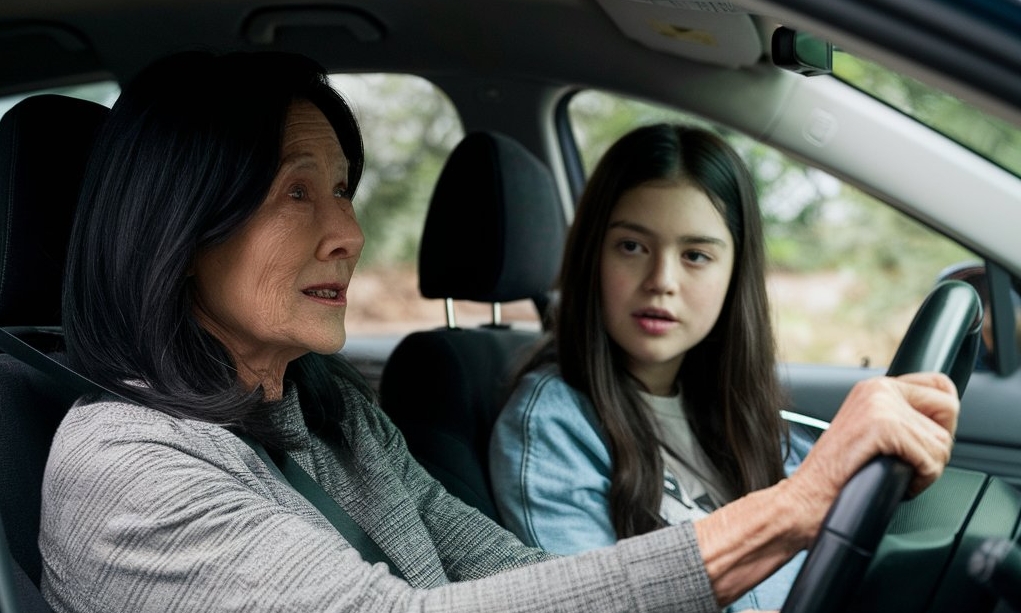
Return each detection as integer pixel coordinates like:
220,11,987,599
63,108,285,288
831,47,1021,179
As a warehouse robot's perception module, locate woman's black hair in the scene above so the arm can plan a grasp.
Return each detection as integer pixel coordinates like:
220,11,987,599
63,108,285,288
63,50,372,446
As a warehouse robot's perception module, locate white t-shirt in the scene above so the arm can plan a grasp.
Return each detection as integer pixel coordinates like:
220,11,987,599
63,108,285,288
639,390,734,524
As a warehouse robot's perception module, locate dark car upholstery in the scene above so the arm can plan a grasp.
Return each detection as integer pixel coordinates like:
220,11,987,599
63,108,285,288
0,94,108,612
379,131,566,523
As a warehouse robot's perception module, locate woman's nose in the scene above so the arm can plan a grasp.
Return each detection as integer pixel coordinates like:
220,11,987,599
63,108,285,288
316,199,364,261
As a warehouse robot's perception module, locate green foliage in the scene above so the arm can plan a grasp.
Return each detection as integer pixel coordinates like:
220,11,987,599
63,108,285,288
834,52,1021,177
567,91,708,175
335,68,987,365
566,88,979,365
331,75,464,268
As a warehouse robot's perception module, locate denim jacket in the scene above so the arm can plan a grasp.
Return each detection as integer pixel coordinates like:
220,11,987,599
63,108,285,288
489,364,816,613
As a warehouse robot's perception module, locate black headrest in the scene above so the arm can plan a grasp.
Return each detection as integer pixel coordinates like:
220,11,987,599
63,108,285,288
418,131,566,303
0,95,108,327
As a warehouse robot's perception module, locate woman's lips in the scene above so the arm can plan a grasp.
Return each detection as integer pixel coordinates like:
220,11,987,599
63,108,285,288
301,284,347,305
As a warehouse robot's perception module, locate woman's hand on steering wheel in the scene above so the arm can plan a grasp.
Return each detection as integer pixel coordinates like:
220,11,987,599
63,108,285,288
787,372,959,545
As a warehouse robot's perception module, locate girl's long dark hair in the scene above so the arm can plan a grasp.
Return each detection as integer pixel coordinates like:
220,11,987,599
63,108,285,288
63,50,371,446
519,124,788,538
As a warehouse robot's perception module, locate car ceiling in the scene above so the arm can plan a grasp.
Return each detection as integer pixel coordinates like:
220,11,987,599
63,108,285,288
3,0,1019,123
0,0,805,193
3,0,1021,274
0,0,766,92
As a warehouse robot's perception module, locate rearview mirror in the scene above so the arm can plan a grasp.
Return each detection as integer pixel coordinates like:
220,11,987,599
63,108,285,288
771,26,832,76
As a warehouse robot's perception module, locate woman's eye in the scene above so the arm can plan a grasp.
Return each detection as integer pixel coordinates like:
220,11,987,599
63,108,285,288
288,185,307,200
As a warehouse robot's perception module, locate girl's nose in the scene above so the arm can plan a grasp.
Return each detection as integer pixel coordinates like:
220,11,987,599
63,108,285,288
643,254,679,294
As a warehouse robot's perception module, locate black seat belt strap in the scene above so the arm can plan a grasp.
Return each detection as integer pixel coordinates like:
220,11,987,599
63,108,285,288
0,327,112,397
235,433,406,581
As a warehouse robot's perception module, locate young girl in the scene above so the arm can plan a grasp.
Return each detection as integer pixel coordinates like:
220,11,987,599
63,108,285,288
489,123,815,612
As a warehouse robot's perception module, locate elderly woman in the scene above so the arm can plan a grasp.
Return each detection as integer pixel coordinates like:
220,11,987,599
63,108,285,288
41,50,959,613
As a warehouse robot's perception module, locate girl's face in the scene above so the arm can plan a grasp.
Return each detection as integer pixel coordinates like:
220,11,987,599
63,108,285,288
191,99,364,396
599,180,735,395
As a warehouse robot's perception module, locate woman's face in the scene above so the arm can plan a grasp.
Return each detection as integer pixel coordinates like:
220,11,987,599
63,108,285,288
600,180,735,395
192,99,363,394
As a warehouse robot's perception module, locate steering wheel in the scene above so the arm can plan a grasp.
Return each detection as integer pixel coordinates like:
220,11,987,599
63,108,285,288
779,279,983,613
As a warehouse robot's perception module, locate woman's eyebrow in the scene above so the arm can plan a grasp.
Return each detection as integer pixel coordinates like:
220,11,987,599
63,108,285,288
279,151,349,179
278,151,318,172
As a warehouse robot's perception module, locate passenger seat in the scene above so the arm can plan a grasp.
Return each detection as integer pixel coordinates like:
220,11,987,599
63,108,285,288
378,131,566,523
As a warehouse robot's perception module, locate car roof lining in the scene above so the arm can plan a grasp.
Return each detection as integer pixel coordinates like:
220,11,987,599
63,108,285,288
0,0,778,95
0,23,107,96
3,0,1019,277
2,0,1018,128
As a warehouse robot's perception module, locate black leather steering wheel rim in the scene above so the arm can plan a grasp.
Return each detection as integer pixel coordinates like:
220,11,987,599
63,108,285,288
779,279,983,613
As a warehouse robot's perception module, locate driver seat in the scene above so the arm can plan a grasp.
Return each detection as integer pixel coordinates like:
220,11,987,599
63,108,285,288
0,94,109,612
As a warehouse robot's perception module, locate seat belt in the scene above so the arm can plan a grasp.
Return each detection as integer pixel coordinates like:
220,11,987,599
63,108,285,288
234,432,406,580
0,327,119,399
0,326,407,582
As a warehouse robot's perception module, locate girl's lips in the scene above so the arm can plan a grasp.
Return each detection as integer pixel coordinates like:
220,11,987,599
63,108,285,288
632,307,676,321
632,308,677,334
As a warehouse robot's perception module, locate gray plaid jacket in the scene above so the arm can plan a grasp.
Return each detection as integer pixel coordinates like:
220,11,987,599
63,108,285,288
40,377,717,613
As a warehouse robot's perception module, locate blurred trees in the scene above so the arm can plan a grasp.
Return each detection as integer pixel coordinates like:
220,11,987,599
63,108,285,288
337,63,990,363
567,82,979,364
836,54,1021,177
3,58,997,364
331,74,464,268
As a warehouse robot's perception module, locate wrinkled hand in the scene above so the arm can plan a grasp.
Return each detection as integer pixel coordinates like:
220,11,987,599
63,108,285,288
787,372,959,544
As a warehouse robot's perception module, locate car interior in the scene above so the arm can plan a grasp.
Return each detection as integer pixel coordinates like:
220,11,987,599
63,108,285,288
1,1,1020,612
378,130,566,522
0,94,110,612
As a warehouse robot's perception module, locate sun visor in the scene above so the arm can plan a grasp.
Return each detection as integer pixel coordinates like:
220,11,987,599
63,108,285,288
593,0,763,68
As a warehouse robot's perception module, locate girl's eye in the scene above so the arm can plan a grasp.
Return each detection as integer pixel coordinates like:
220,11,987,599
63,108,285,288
619,240,642,254
684,251,712,264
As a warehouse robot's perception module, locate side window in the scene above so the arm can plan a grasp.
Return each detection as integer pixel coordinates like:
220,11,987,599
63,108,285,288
565,90,980,368
329,74,460,338
0,81,120,116
3,76,539,351
332,73,541,340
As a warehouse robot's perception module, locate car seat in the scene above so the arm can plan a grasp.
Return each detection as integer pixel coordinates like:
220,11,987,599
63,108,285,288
0,94,109,612
378,131,566,524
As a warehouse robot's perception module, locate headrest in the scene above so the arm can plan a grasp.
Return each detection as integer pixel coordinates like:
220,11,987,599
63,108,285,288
418,131,566,303
0,95,108,327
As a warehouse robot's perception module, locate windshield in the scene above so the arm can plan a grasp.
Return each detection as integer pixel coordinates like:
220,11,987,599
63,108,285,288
832,48,1021,178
